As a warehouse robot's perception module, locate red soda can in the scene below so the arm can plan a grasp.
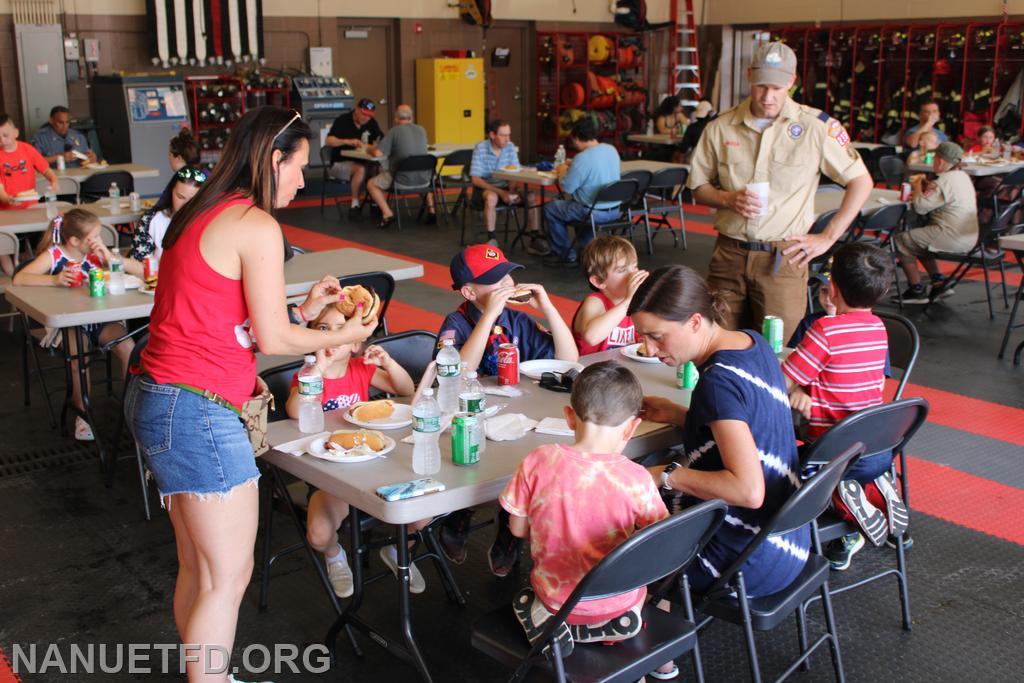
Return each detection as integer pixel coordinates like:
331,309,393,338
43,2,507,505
65,262,85,287
899,182,911,202
143,255,159,280
497,343,519,386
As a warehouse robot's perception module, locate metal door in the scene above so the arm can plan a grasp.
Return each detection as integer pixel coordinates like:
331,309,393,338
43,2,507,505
15,24,68,133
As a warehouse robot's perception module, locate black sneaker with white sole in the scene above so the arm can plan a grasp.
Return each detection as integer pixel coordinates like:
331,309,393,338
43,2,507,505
512,588,574,658
826,532,866,571
838,479,889,546
885,531,914,550
894,285,929,305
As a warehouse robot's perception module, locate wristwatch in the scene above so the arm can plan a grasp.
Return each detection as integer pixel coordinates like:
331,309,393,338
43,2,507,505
661,462,681,491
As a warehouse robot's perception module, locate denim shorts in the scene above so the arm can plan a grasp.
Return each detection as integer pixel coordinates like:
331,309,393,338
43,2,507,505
125,376,260,501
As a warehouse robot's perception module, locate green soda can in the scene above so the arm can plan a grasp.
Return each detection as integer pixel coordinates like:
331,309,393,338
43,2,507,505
681,361,699,389
88,268,106,298
762,315,784,353
451,412,480,465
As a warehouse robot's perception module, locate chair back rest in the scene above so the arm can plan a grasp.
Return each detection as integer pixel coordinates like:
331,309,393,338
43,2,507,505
621,170,653,207
869,147,897,181
875,312,919,399
122,333,151,402
0,230,18,258
259,359,305,422
100,224,118,248
319,144,333,166
79,171,134,202
440,149,474,175
979,200,1019,246
567,499,726,604
648,166,689,200
808,397,929,465
879,155,907,185
372,330,438,386
861,202,906,232
592,178,639,210
810,209,838,235
36,176,80,201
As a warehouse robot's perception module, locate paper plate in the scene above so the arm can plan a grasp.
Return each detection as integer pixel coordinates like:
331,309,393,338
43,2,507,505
520,359,585,380
344,402,413,430
620,343,661,364
308,432,395,463
138,287,156,296
500,166,522,173
11,194,39,203
123,275,143,290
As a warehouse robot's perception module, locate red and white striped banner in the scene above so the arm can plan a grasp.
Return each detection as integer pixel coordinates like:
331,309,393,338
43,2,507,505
148,0,263,68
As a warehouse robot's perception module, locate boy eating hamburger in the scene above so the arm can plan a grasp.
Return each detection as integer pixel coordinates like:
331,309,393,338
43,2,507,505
436,244,578,577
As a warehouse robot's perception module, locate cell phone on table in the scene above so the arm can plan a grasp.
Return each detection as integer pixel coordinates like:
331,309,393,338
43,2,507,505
376,478,446,502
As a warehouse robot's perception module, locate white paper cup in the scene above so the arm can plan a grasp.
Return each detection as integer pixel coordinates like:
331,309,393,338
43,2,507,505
746,182,770,216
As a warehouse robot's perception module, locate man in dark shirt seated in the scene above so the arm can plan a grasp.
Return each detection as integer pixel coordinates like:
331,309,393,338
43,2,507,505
324,97,383,219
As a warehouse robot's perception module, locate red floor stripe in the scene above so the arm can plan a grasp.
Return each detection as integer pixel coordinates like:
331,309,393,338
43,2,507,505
895,379,1024,446
0,647,19,683
908,454,1024,545
384,299,445,334
281,223,581,322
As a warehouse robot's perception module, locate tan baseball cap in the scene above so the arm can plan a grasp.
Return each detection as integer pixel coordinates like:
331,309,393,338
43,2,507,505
750,42,797,87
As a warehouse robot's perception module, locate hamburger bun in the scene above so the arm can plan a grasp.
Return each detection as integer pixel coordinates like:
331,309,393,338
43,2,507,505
144,275,158,291
328,429,387,453
636,340,651,357
351,399,395,423
506,288,533,305
336,285,381,324
15,189,37,198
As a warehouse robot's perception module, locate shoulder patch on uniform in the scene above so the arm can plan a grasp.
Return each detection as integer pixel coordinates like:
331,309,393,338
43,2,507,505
826,119,851,147
816,111,830,124
788,123,804,139
847,147,860,161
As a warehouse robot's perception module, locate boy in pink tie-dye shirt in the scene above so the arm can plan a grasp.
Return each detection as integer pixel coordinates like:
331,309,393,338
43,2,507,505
500,361,668,656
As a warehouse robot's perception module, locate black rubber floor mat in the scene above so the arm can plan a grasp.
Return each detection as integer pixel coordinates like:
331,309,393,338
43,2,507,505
0,443,96,478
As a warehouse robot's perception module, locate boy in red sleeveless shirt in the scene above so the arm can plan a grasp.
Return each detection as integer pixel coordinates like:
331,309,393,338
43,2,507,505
572,236,649,355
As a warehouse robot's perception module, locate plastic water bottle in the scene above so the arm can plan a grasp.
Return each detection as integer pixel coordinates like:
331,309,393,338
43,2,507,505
554,144,566,166
107,253,126,295
646,118,655,135
108,182,120,211
435,338,462,414
45,191,58,219
459,371,487,455
296,355,325,434
412,388,442,475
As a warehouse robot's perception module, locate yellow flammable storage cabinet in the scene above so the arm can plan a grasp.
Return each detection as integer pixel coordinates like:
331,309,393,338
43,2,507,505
416,58,485,144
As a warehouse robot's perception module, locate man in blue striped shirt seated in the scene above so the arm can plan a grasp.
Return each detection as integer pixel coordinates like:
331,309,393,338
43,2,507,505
469,120,547,254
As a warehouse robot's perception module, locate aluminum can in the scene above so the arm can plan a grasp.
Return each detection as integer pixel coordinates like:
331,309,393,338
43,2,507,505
143,255,159,280
65,262,85,287
88,268,106,297
129,192,142,212
899,182,911,202
762,315,784,354
56,155,65,171
677,361,699,390
496,343,519,386
451,412,480,465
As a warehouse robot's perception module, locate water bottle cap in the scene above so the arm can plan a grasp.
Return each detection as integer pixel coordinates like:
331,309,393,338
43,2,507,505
422,388,434,396
442,338,453,346
467,371,478,379
304,355,316,363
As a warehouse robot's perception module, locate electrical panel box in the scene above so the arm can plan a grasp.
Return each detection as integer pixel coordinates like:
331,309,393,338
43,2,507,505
416,58,484,144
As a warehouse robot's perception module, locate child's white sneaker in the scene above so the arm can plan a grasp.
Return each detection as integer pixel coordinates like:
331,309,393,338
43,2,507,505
379,545,425,594
74,416,95,441
327,556,354,598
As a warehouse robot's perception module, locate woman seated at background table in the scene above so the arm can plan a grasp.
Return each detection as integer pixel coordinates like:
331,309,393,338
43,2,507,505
628,265,810,598
653,96,689,137
124,165,206,274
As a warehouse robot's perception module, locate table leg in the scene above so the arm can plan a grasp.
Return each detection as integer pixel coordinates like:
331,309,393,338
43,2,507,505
69,327,109,471
60,328,74,437
395,524,433,682
997,253,1024,360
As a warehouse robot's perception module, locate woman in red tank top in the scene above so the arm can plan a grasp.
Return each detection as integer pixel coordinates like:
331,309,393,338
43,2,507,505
126,107,378,681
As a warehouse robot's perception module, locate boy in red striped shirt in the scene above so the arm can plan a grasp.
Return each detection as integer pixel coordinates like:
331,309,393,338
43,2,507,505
781,243,909,570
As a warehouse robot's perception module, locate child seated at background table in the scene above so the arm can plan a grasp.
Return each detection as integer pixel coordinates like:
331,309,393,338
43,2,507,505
126,166,207,271
967,125,1001,158
501,361,668,657
906,130,940,165
435,243,578,576
572,236,648,355
781,243,907,570
284,301,426,597
13,208,134,441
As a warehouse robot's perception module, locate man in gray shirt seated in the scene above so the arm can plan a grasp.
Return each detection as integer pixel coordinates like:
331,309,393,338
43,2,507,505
32,106,98,168
367,104,437,229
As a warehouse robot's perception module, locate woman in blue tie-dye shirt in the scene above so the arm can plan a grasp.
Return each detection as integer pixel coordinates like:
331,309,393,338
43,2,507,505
629,265,810,598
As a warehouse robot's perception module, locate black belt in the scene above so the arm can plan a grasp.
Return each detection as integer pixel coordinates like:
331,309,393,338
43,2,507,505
733,239,773,252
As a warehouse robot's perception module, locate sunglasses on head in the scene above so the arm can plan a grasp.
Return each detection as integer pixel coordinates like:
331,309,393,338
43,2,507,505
175,166,207,183
539,368,579,393
272,109,302,143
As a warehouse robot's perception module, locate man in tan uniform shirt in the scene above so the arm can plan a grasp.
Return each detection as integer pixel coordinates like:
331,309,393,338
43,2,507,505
687,42,873,339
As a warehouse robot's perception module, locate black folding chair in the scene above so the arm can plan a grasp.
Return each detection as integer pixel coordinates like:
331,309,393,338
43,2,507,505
561,178,639,261
851,203,908,308
868,147,897,184
925,200,1017,319
336,271,396,336
800,398,930,632
461,181,524,247
79,170,134,203
436,149,474,223
382,154,438,231
369,330,437,393
876,311,919,401
695,444,865,683
644,166,690,253
806,209,839,313
319,145,347,221
472,499,727,683
619,169,653,251
108,333,154,520
878,155,908,188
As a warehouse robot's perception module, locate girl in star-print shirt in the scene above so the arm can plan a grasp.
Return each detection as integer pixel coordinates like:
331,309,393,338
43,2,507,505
285,301,431,598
